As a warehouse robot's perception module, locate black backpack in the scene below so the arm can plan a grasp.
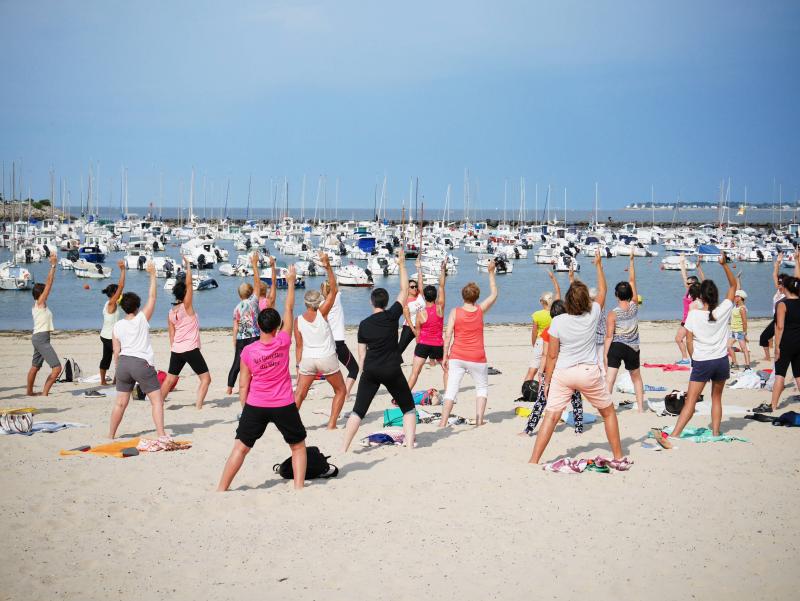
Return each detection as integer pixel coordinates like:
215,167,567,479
521,379,539,402
664,390,704,416
273,446,339,480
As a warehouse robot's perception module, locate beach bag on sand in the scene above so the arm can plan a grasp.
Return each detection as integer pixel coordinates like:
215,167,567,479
664,390,704,416
615,371,635,394
56,358,82,383
383,408,420,427
0,411,34,434
774,411,800,427
274,446,338,479
521,380,539,402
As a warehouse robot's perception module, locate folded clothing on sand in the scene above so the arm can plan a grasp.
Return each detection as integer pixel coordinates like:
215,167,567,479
542,456,633,474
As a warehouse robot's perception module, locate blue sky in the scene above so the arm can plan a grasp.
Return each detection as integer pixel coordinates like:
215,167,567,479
1,0,798,212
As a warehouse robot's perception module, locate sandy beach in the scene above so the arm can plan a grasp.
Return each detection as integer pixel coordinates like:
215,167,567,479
1,319,799,601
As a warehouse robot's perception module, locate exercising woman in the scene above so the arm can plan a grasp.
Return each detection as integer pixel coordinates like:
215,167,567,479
605,254,645,412
398,267,425,357
407,259,448,391
226,253,263,395
321,279,359,400
341,248,416,452
529,251,628,467
255,253,278,311
217,266,307,491
759,253,787,362
294,253,347,429
109,261,167,439
161,255,211,409
668,254,737,438
753,250,800,413
440,260,499,428
675,256,705,365
27,252,62,396
99,260,126,385
523,271,560,382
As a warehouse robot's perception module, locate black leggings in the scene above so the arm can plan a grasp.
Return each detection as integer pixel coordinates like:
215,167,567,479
353,366,415,419
227,336,259,388
100,336,113,370
398,325,415,355
759,319,776,348
336,340,360,380
775,344,800,379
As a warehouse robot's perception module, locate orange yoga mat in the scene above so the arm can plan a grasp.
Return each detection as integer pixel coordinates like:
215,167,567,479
60,438,142,458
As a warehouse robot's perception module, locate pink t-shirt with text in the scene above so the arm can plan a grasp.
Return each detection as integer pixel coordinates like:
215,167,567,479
240,331,294,408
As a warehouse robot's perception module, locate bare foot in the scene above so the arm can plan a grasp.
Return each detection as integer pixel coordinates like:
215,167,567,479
27,391,42,397
517,431,530,438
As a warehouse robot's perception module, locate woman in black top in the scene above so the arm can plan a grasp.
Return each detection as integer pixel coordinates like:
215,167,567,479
755,258,800,413
341,247,416,452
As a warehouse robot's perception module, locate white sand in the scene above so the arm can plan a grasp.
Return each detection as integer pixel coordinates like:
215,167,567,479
1,319,799,600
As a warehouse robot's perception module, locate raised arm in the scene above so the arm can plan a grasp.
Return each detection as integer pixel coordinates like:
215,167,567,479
720,253,737,303
293,318,304,366
679,254,690,291
773,252,783,288
478,260,498,313
281,265,297,335
318,253,337,318
436,258,447,312
546,270,561,300
142,261,158,322
38,253,58,305
251,252,262,298
267,256,278,308
182,255,194,315
396,247,409,306
794,249,800,279
629,254,637,302
108,260,126,312
696,262,705,283
568,262,575,285
594,250,607,309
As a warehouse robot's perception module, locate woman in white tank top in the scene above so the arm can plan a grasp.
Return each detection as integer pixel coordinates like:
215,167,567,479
294,254,348,429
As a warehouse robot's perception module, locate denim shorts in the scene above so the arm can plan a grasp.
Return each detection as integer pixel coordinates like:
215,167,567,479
689,356,730,383
731,332,746,341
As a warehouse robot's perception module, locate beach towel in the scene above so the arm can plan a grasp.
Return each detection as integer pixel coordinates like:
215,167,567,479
643,363,690,372
728,371,763,390
0,421,88,436
360,429,405,447
60,437,191,458
383,408,420,427
644,384,668,392
392,388,440,406
650,426,748,444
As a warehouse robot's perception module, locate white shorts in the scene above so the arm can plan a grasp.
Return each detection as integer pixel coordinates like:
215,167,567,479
298,353,340,377
444,359,489,402
530,337,544,369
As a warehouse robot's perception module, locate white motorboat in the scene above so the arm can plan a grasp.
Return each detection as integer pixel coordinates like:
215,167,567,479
124,248,153,270
553,254,580,272
0,262,34,290
367,255,399,276
661,256,696,271
76,263,112,279
335,263,373,287
477,256,514,274
164,272,219,291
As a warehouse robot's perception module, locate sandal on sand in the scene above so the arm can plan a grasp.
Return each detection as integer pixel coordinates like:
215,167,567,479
650,428,673,449
752,403,773,414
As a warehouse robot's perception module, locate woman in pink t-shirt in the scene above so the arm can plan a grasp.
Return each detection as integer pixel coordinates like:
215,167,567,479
218,266,308,491
439,260,499,427
407,259,448,391
160,256,211,409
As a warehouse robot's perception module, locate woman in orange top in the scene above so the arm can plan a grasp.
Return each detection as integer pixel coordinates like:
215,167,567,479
440,260,499,427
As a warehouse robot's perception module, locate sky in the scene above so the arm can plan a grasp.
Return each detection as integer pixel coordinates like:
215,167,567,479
1,0,798,213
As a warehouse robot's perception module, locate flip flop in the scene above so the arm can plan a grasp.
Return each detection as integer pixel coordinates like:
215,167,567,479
650,428,673,449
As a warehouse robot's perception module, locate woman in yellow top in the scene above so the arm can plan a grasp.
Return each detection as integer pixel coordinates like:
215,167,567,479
524,271,561,382
728,283,750,370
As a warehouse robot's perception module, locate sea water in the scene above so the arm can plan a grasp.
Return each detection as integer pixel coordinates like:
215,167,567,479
0,239,780,331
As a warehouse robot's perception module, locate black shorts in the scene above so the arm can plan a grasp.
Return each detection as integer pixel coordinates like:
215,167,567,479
607,342,640,371
168,348,209,376
689,356,730,383
774,346,800,379
235,402,307,448
414,343,444,361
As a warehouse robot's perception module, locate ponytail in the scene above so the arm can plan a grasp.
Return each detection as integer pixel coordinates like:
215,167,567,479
785,277,800,296
700,280,719,322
